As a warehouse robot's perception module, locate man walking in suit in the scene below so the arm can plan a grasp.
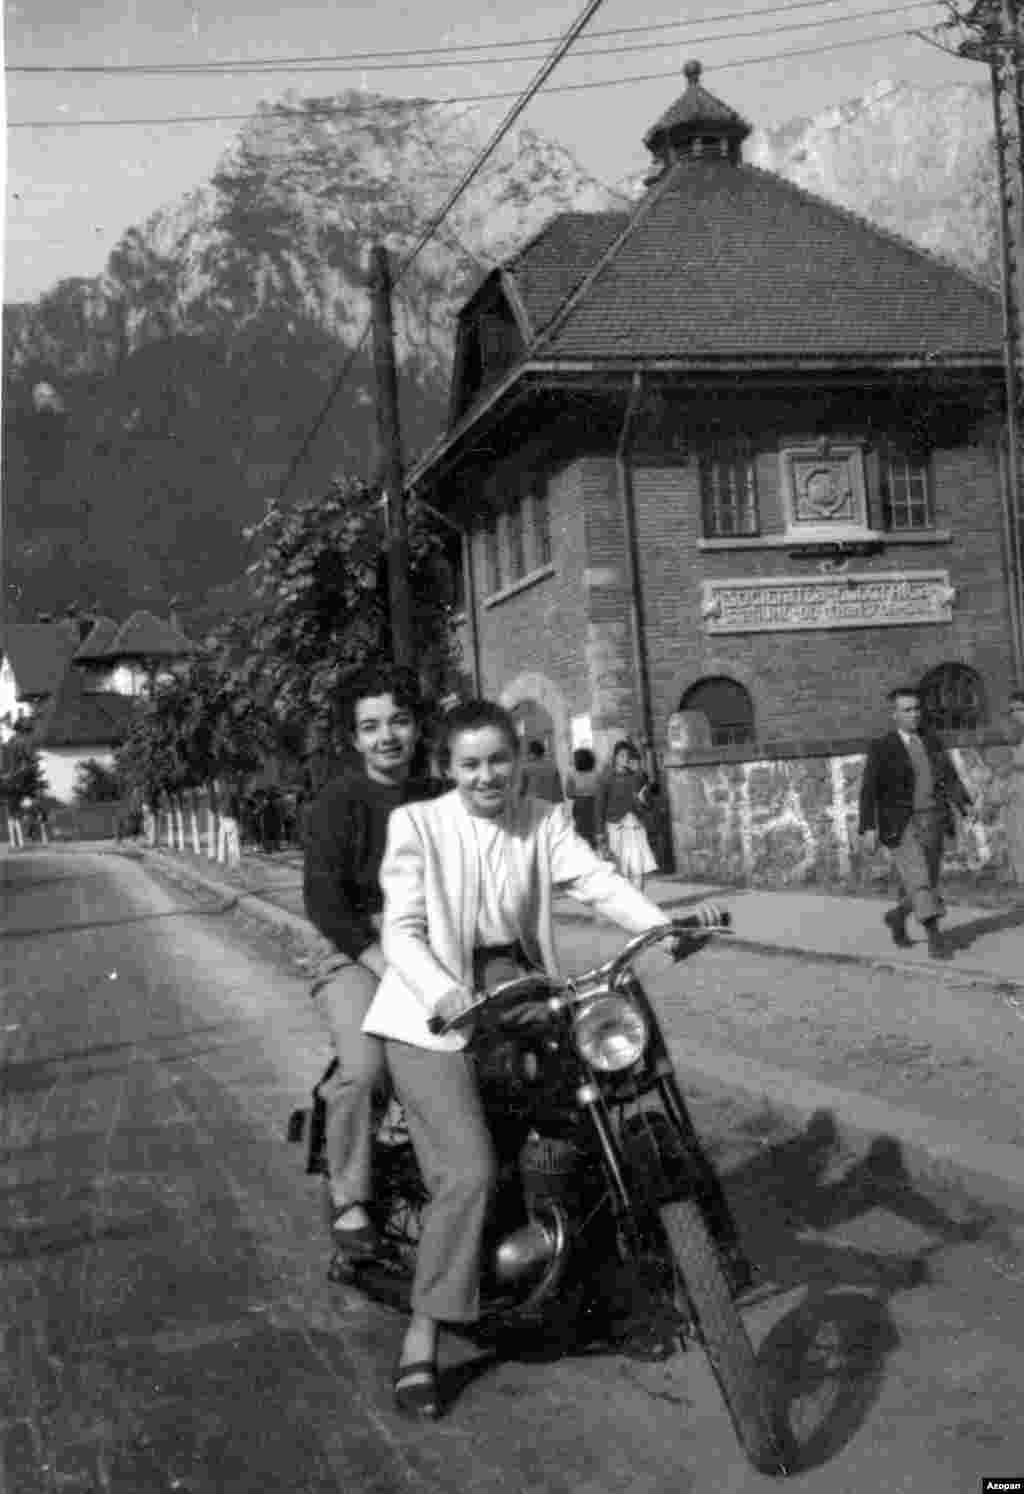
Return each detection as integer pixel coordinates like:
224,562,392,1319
858,686,973,960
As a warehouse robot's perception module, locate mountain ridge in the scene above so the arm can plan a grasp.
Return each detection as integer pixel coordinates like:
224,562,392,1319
1,78,1000,626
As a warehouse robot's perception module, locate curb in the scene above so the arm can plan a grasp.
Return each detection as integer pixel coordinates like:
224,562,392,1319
554,896,1024,996
132,844,1024,1214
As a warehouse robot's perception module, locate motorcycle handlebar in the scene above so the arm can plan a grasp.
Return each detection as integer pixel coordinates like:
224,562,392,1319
431,902,731,1035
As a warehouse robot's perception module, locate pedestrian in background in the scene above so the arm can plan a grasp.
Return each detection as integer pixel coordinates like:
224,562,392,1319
518,739,563,803
1006,689,1024,885
858,685,973,959
565,746,600,847
595,739,658,889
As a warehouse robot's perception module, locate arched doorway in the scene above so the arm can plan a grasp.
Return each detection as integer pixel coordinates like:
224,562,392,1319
509,698,556,757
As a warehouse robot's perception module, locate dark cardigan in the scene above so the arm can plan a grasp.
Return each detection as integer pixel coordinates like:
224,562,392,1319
302,770,440,961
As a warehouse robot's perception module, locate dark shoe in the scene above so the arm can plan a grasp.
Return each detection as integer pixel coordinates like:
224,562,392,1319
330,1202,381,1260
722,1246,758,1298
883,908,912,948
926,927,952,961
393,1360,442,1420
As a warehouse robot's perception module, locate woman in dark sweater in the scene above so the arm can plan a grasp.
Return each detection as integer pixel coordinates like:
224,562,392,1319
303,666,440,1258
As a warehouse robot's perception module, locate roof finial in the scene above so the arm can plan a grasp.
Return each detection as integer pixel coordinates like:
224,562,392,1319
683,59,702,85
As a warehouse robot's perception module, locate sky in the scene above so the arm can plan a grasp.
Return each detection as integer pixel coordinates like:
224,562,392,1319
3,0,988,305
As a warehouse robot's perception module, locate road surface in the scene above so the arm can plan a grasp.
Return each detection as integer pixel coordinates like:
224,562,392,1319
3,847,1024,1492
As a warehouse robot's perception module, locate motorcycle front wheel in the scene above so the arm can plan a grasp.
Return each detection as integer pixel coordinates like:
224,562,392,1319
659,1199,788,1476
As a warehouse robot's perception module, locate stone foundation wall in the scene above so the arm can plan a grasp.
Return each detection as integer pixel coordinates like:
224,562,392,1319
665,734,1019,888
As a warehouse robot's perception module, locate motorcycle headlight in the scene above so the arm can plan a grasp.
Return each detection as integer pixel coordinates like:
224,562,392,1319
573,993,649,1073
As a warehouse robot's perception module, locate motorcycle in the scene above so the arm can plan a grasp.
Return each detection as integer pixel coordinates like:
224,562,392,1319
288,906,787,1475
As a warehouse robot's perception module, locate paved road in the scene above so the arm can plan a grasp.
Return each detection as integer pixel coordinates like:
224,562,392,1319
3,849,1024,1493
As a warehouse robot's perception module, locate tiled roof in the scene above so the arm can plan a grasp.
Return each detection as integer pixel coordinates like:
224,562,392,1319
0,622,80,699
535,160,1003,364
34,670,138,749
502,211,632,338
106,610,195,660
72,616,120,662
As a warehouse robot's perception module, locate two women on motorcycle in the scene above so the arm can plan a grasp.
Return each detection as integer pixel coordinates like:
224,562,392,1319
362,699,692,1420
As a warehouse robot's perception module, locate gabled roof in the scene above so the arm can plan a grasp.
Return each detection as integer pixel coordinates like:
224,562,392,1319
534,159,1002,364
33,668,138,749
72,616,120,662
501,211,632,339
0,622,80,699
106,610,195,661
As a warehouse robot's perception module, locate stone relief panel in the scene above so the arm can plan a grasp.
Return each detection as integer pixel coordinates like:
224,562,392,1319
779,437,869,534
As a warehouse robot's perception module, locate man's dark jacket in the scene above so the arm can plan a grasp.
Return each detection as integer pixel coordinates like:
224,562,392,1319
857,730,971,848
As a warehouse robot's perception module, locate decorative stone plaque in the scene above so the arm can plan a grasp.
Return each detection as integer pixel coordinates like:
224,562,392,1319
780,438,869,534
701,571,957,634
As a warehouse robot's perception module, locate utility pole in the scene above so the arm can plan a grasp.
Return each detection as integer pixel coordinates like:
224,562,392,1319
959,0,1024,679
369,243,414,669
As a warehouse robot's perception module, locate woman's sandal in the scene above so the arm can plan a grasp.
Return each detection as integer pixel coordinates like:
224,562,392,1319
393,1360,442,1421
330,1202,381,1260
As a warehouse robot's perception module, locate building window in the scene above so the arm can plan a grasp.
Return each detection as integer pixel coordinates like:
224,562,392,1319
680,676,756,746
505,501,526,584
529,480,552,567
482,516,501,596
881,444,933,531
700,438,759,537
920,663,986,731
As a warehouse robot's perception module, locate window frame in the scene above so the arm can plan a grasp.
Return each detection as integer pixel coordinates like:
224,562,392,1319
699,434,760,539
880,441,935,533
919,663,986,732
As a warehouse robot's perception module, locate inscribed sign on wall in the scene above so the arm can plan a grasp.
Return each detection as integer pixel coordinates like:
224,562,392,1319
701,572,957,634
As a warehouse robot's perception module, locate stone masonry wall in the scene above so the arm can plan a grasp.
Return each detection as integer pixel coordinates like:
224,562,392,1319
666,737,1019,888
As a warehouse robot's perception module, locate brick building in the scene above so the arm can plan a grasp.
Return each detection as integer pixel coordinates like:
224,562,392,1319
408,63,1021,828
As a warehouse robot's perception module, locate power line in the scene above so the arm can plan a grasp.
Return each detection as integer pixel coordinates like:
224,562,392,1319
10,24,953,131
264,0,614,518
8,0,940,77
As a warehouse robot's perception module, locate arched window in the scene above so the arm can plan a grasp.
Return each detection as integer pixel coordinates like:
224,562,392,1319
680,677,756,747
919,663,986,732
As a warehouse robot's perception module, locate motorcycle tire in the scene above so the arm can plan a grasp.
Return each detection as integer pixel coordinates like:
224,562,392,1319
659,1199,788,1477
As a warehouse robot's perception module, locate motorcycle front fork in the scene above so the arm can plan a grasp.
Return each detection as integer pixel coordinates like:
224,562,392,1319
579,1071,749,1271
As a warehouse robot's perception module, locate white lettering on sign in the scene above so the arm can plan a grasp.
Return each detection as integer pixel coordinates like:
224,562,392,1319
701,572,956,634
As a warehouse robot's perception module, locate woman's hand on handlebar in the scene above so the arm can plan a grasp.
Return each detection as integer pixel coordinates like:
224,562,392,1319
428,985,477,1036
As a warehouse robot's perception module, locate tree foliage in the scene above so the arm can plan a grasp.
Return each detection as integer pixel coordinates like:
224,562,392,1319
230,475,461,758
116,654,270,806
0,731,48,809
73,758,123,805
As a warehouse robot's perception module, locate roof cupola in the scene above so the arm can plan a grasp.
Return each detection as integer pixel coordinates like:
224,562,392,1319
643,61,752,179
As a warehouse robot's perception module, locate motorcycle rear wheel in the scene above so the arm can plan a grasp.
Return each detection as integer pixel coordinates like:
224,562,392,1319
659,1199,787,1476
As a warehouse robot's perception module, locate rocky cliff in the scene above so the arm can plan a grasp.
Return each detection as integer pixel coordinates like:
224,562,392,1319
1,78,1000,625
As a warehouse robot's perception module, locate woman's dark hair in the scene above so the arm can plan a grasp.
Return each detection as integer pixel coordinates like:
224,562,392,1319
611,738,639,762
572,747,596,772
339,664,426,736
443,699,520,755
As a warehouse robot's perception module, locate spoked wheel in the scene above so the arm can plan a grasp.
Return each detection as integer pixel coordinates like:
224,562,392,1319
659,1199,789,1476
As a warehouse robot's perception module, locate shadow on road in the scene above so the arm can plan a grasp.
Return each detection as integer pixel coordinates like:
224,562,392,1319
943,903,1024,953
722,1110,998,1473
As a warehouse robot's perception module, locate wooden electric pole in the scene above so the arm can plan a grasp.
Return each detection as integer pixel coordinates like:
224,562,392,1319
959,0,1024,680
369,243,415,669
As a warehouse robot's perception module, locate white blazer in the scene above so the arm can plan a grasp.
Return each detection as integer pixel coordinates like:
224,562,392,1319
362,789,671,1051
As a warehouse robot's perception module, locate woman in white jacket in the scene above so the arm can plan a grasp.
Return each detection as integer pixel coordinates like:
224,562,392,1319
364,699,682,1419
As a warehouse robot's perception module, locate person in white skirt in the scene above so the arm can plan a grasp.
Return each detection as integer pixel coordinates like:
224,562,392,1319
595,739,658,889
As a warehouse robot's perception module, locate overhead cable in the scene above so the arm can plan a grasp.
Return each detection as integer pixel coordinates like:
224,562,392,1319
7,0,939,76
10,24,951,131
